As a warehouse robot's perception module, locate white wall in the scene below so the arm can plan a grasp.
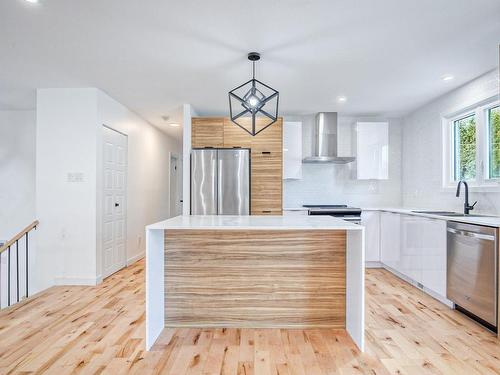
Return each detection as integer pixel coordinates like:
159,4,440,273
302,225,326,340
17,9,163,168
283,115,402,208
36,88,99,290
402,69,500,214
35,88,181,291
97,92,181,277
0,111,36,241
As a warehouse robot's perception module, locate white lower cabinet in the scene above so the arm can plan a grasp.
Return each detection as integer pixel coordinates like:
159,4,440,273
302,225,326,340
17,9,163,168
400,214,423,284
361,211,380,263
420,217,447,297
380,211,401,270
380,211,447,301
282,209,308,216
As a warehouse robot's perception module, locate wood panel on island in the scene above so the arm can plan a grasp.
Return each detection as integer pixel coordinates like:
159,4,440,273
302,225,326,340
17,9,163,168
164,229,346,328
192,116,283,215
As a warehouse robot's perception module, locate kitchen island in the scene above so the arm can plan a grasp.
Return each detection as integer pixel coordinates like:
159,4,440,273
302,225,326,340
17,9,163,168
145,215,365,351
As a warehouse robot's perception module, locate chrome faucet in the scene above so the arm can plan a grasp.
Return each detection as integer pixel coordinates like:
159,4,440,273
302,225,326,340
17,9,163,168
456,180,477,215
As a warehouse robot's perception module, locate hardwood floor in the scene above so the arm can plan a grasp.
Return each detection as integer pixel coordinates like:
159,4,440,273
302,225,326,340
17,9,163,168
0,261,499,374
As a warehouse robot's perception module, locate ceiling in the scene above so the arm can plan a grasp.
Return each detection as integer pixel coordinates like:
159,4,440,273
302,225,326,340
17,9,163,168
1,0,499,133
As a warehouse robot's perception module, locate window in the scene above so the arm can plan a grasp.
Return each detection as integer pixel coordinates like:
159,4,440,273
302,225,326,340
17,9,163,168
443,98,500,190
488,106,500,179
453,114,476,180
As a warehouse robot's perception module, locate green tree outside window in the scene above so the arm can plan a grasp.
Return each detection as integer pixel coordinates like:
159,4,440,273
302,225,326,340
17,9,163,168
454,115,476,181
489,106,500,179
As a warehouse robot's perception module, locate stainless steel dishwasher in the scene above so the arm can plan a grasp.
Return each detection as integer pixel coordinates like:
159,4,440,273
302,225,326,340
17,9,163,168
447,221,498,331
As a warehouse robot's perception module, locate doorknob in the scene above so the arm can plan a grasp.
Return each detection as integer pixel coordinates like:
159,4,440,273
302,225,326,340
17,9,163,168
115,203,120,207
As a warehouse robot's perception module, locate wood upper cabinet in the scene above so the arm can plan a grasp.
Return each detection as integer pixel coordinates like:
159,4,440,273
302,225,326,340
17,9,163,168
192,117,224,148
223,118,252,148
251,118,283,154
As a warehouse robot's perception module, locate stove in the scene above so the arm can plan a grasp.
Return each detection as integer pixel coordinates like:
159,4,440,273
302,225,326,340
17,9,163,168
303,205,362,224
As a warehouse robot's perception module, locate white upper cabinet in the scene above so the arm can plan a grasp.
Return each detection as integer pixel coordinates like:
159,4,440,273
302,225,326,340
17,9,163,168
283,121,302,179
355,122,388,180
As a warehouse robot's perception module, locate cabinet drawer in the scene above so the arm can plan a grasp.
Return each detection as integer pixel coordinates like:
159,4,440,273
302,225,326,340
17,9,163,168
251,209,282,216
192,118,224,148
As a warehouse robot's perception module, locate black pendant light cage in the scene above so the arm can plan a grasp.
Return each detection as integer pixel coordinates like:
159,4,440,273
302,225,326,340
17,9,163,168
228,52,279,136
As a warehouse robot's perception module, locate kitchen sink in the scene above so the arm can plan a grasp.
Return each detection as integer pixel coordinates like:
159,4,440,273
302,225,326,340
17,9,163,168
412,210,460,215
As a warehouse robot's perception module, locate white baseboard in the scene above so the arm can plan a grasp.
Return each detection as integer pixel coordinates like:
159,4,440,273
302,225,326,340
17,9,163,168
127,251,145,265
365,261,382,268
55,253,144,287
381,264,453,307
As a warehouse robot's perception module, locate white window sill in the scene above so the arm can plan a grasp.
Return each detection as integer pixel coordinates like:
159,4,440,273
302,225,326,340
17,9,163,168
441,183,500,193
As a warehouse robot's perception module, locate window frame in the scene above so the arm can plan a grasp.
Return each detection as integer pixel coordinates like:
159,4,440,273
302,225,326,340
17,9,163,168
442,97,500,191
485,104,500,181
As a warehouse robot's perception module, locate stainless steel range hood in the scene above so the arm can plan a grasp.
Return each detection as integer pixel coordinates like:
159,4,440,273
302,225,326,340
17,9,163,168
302,112,355,164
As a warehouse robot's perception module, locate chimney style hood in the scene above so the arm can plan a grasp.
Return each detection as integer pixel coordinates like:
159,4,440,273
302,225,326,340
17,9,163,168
302,112,355,164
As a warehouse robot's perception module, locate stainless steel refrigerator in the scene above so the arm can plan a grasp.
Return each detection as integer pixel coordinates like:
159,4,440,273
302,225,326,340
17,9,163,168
191,149,250,215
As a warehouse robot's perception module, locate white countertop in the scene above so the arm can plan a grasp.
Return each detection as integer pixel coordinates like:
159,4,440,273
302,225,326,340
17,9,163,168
147,215,362,230
362,207,500,227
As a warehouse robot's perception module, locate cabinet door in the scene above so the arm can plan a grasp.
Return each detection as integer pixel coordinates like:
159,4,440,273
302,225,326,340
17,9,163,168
192,118,224,148
400,215,423,283
361,211,380,262
356,122,388,180
251,152,282,215
420,218,447,296
283,121,302,180
223,118,252,149
380,212,401,270
251,118,283,154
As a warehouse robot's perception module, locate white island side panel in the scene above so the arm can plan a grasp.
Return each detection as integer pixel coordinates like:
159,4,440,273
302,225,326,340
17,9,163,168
346,229,365,351
145,228,164,350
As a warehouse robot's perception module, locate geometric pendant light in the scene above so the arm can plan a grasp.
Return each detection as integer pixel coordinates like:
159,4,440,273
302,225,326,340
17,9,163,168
228,52,279,136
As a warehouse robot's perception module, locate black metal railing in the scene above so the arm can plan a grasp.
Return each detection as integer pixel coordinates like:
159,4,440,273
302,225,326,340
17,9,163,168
1,220,38,308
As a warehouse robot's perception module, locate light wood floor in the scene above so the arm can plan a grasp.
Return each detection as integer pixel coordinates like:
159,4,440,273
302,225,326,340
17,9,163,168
0,261,499,374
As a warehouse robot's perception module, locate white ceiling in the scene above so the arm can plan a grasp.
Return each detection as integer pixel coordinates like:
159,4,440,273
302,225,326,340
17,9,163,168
1,0,499,132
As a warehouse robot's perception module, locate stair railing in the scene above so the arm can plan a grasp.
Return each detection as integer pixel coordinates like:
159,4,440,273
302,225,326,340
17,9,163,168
0,220,39,307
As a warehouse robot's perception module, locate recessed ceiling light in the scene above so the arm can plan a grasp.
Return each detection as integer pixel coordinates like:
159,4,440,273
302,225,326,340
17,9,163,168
169,123,180,127
25,0,39,3
442,74,454,81
337,96,347,103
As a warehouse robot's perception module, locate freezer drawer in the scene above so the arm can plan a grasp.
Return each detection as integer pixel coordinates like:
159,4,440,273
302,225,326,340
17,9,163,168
447,222,498,327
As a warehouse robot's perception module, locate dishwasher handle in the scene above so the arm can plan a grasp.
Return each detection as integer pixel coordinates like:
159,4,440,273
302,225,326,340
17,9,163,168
447,227,495,241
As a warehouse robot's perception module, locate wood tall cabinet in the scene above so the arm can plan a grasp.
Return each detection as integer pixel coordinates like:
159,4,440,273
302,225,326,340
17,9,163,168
191,117,283,215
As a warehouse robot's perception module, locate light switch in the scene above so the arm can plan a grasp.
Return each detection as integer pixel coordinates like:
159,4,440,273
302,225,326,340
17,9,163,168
67,172,85,183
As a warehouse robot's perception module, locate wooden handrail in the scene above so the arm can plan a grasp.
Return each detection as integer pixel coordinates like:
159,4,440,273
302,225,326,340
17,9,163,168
0,220,39,254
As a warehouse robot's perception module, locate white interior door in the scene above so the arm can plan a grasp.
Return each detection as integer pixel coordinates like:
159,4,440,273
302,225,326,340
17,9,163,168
102,126,127,279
